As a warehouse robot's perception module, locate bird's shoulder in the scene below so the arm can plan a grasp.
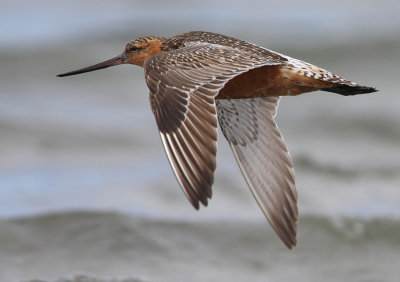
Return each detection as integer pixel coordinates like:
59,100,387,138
162,31,287,64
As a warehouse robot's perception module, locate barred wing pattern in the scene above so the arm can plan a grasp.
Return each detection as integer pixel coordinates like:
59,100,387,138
145,43,279,209
216,97,298,248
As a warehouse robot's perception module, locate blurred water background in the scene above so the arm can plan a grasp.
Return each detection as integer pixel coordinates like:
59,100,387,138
1,0,400,281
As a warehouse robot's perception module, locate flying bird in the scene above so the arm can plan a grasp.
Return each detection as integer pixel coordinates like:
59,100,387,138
58,31,376,249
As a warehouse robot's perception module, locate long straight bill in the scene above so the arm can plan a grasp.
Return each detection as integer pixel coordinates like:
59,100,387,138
57,54,125,77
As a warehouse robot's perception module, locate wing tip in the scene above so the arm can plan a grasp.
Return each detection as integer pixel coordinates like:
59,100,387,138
188,195,211,210
284,237,297,250
274,222,298,250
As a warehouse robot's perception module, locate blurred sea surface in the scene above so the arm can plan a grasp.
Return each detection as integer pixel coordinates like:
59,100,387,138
1,0,399,281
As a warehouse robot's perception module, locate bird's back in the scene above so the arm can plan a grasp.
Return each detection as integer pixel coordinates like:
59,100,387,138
165,31,285,62
164,31,375,97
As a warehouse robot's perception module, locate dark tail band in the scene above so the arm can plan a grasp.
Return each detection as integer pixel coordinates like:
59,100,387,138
322,84,377,96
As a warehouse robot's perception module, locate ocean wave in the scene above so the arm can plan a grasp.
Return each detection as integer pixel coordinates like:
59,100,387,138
295,155,400,179
3,211,400,245
22,274,147,282
4,211,400,282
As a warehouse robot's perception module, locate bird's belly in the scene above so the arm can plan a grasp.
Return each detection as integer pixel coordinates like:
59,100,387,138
216,65,335,99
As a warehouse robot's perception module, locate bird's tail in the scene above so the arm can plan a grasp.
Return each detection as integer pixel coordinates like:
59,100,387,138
322,84,377,96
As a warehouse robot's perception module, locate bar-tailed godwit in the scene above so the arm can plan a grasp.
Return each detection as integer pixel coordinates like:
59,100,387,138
58,31,376,249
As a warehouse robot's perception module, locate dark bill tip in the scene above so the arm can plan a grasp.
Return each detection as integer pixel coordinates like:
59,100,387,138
57,53,125,77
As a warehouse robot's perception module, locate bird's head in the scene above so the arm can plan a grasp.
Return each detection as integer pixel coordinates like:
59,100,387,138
57,37,165,77
124,37,166,66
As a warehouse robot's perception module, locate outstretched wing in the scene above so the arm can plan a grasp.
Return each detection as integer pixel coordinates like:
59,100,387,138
216,97,298,249
144,42,280,209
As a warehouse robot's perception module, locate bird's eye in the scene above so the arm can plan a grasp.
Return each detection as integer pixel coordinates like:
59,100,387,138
129,46,139,52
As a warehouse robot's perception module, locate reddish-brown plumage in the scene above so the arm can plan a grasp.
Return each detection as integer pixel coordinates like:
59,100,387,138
216,65,335,99
126,38,165,67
